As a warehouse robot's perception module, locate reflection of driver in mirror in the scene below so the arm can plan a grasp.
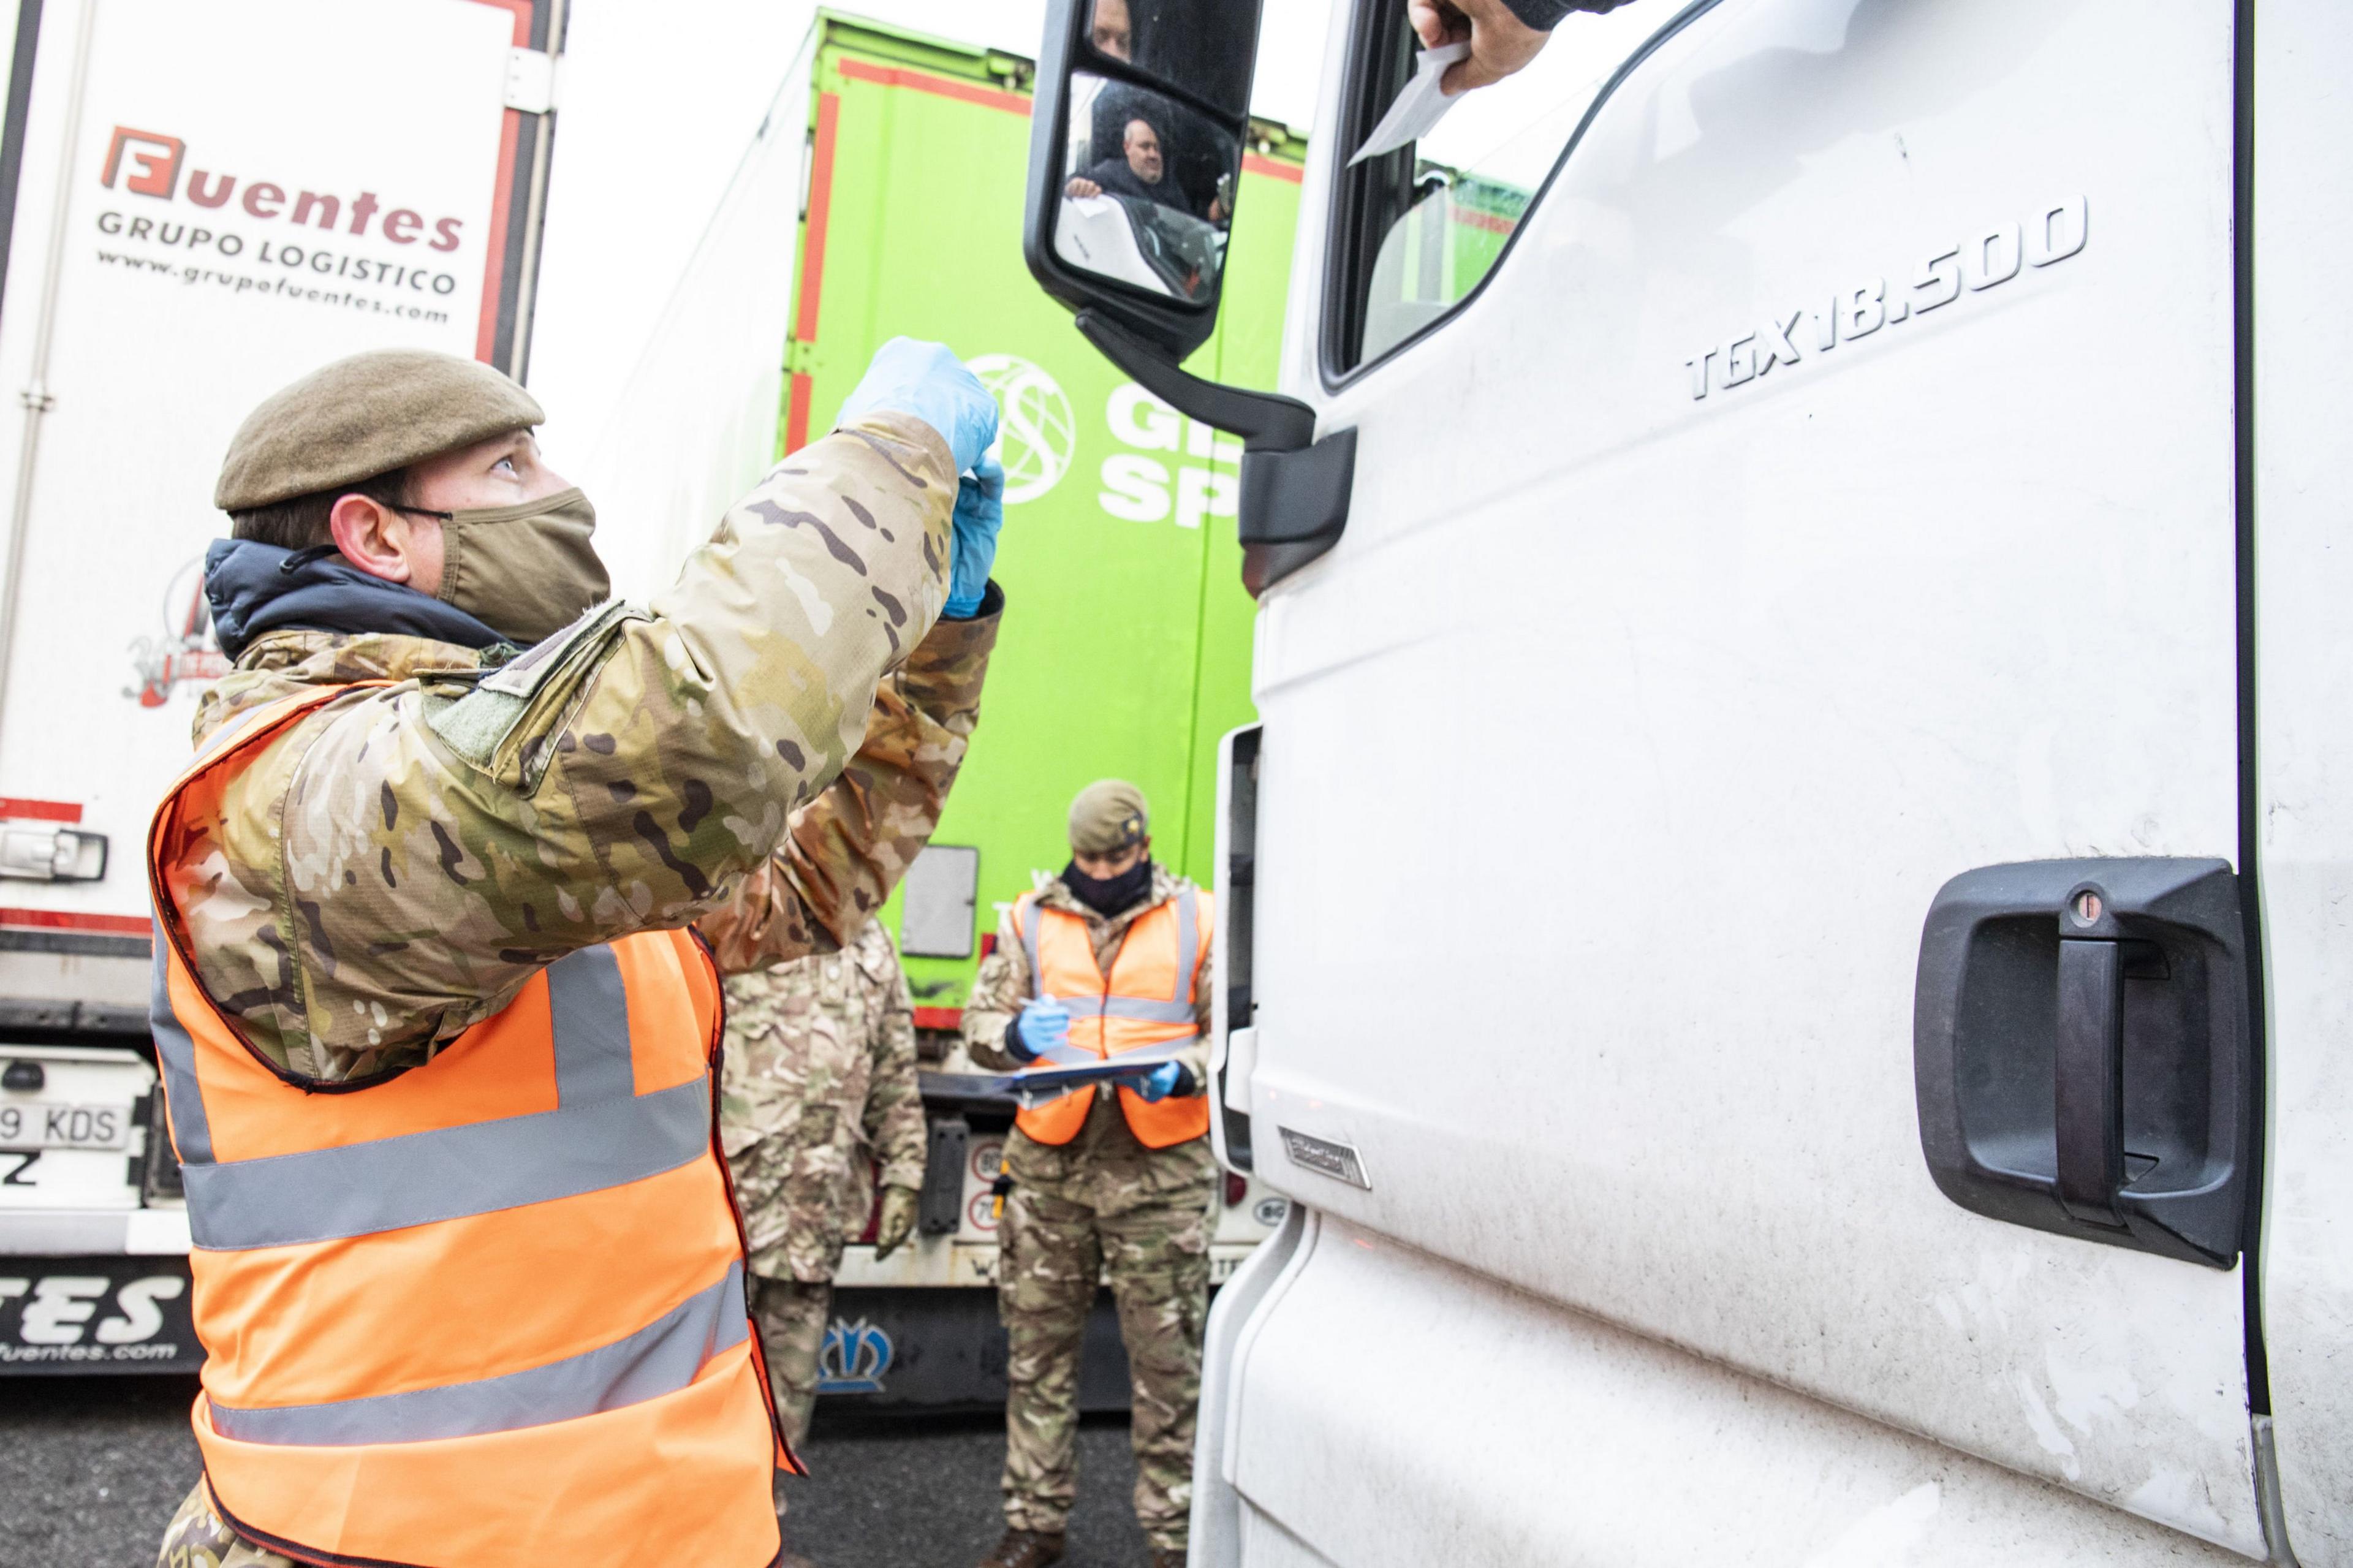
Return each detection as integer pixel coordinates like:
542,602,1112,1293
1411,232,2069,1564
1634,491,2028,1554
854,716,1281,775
1067,118,1170,206
1077,0,1235,227
1056,101,1227,301
1072,103,1230,225
1055,0,1247,303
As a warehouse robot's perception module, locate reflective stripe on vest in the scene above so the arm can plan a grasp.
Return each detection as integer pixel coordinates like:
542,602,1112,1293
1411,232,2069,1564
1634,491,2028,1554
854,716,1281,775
156,944,712,1252
207,1260,749,1447
148,682,788,1567
1012,886,1211,1150
1021,885,1199,1022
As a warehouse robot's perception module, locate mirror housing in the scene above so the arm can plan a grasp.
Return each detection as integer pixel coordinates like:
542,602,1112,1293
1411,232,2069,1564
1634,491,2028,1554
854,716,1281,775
1025,0,1355,594
1025,0,1260,360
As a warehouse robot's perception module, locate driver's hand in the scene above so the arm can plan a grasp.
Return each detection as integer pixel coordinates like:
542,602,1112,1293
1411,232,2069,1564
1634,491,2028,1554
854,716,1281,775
1066,175,1102,197
1408,0,1550,93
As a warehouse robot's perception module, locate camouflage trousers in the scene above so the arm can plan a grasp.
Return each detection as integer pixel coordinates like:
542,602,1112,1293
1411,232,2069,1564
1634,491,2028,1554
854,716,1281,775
156,1480,293,1568
998,1146,1213,1553
752,1272,836,1448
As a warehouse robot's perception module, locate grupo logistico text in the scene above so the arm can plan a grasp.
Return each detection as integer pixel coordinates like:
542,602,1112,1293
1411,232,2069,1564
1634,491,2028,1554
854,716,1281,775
94,210,460,295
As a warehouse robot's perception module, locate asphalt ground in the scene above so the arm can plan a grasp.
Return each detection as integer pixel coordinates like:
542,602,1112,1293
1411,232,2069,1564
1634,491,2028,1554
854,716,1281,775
2,1375,1151,1568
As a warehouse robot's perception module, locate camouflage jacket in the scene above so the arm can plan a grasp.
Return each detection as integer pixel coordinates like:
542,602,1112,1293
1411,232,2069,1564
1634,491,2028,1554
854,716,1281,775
963,865,1214,1169
722,918,923,1281
161,414,997,1083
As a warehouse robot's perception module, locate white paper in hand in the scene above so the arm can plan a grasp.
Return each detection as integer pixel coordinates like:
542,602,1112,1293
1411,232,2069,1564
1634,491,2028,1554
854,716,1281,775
1349,42,1471,165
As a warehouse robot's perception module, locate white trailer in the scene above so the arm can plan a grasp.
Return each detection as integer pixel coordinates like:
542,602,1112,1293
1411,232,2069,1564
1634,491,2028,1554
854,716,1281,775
1015,0,2353,1561
0,0,564,1372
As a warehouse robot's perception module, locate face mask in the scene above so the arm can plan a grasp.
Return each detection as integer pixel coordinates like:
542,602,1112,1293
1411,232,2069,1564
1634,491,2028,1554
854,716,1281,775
1063,856,1152,918
433,487,609,646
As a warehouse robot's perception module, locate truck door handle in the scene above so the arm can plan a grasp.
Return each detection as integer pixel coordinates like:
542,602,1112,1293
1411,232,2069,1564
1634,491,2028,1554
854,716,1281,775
2053,937,2124,1227
1913,858,2253,1267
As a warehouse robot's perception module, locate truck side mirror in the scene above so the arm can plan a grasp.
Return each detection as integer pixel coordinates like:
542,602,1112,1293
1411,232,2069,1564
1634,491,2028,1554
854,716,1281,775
1025,0,1355,595
1025,0,1259,360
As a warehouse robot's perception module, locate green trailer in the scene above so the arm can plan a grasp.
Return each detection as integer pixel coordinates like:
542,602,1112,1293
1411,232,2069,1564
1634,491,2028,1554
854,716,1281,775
588,10,1305,1411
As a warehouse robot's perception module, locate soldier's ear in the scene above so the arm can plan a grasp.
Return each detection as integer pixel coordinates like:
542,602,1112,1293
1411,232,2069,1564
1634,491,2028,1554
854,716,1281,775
330,494,434,589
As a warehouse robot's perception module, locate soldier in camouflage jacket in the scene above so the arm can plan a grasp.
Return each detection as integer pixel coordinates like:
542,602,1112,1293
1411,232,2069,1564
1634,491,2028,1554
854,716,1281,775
722,917,925,1444
961,783,1215,1568
155,342,1001,1568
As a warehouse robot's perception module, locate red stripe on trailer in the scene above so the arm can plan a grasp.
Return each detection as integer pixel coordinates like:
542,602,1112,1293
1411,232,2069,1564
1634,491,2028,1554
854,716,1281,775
785,373,814,455
0,798,80,823
836,58,1029,116
0,907,150,936
836,58,1297,188
795,92,842,352
912,1007,964,1031
1450,207,1516,235
476,110,521,362
467,0,536,365
1243,154,1304,184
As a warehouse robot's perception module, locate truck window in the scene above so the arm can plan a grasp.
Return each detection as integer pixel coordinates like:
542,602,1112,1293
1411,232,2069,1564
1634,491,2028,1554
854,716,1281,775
1324,2,1672,377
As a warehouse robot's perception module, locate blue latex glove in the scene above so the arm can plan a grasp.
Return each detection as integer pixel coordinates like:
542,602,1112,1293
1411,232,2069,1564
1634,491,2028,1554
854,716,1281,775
1132,1062,1191,1103
836,338,999,474
1009,998,1070,1063
945,454,1004,619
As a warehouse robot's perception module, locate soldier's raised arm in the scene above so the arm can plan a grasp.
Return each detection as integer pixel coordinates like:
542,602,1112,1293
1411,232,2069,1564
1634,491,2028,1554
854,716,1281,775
695,585,999,975
162,342,1004,1081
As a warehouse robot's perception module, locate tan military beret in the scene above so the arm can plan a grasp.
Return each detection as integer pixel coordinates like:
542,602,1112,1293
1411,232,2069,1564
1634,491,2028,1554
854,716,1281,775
1069,779,1150,854
214,349,544,512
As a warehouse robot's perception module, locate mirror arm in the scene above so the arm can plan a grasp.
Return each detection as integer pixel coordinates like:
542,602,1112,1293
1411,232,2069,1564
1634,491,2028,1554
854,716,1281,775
1077,307,1353,596
1077,309,1315,452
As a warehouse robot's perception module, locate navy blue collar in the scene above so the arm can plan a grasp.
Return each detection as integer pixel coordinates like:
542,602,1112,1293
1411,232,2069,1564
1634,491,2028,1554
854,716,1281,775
204,538,507,661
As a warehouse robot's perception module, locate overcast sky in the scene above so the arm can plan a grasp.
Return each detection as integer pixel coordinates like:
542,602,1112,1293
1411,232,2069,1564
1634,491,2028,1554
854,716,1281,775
528,0,1336,475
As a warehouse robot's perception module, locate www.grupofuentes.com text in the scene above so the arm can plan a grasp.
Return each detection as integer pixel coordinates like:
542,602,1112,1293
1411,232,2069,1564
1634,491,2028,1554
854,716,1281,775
0,1338,183,1362
95,248,453,323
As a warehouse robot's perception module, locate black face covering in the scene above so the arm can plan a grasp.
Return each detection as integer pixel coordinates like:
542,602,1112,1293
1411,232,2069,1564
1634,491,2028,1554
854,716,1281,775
1063,857,1152,918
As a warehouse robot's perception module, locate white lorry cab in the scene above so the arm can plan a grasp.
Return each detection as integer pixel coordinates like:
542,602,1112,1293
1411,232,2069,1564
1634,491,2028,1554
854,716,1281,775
0,0,564,1373
1017,0,2352,1562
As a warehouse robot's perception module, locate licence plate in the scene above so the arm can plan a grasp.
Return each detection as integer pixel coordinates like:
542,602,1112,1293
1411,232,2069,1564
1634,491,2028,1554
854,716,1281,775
0,1102,127,1150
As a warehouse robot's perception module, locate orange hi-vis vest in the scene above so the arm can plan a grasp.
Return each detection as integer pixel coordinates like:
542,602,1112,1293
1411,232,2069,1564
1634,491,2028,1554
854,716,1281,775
1012,884,1212,1149
146,685,792,1568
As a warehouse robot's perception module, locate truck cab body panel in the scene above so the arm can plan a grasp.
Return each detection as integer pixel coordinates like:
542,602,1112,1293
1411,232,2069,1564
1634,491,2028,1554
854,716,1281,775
1210,1211,2253,1567
1218,0,2276,1555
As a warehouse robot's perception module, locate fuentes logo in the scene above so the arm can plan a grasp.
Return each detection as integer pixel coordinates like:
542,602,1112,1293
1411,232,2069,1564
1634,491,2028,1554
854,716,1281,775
101,126,181,198
100,124,466,252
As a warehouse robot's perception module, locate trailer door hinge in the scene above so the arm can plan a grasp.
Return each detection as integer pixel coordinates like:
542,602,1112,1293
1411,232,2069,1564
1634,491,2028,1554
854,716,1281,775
504,48,559,114
20,384,52,412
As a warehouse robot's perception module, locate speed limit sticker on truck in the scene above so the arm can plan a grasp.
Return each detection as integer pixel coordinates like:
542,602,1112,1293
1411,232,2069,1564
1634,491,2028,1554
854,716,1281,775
0,1256,199,1373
